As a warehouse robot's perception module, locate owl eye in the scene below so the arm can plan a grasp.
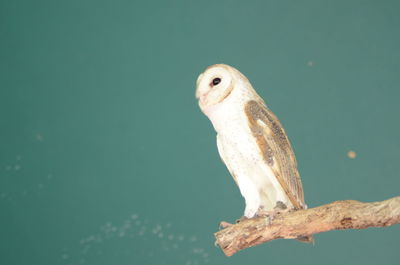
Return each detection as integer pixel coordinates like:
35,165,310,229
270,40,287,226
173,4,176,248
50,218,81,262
211,77,221,86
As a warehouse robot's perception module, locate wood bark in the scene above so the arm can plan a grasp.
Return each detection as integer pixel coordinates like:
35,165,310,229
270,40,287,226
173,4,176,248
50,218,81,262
214,196,400,256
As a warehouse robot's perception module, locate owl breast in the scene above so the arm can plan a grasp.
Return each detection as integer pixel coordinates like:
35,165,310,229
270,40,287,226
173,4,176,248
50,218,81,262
204,88,291,211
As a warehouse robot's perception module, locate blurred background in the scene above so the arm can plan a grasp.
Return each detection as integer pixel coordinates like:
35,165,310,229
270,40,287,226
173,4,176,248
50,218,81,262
1,0,399,264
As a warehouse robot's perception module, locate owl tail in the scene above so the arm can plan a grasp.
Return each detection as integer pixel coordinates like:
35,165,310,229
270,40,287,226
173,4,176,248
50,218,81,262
296,235,315,244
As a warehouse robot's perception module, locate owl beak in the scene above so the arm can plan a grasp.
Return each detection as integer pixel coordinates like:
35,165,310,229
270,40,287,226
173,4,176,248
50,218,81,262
197,88,212,106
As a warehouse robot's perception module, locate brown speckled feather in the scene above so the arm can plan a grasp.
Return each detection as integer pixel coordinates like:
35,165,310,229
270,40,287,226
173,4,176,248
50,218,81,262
244,100,305,209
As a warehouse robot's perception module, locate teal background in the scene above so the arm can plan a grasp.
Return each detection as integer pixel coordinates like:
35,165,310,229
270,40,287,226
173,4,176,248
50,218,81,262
1,0,399,264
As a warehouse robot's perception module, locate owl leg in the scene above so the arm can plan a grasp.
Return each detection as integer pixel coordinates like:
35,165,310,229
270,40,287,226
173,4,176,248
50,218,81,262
256,201,289,224
236,176,261,219
274,201,288,210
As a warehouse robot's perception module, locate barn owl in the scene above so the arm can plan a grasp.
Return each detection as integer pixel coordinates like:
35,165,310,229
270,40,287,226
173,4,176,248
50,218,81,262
196,64,308,221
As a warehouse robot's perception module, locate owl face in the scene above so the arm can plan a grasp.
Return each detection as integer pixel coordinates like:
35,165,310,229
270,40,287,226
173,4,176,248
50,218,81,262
195,64,236,111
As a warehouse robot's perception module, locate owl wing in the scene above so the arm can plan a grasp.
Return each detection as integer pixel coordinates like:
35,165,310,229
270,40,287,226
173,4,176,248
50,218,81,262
244,100,305,209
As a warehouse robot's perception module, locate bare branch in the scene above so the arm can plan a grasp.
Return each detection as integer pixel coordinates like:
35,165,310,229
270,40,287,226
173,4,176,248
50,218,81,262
214,196,400,256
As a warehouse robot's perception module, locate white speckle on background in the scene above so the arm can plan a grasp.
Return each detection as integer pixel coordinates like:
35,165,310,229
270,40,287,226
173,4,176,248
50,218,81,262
131,214,138,220
36,133,43,141
60,213,211,265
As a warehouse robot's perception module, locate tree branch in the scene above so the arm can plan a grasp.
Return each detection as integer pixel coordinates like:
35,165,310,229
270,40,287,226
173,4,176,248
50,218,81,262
214,196,400,256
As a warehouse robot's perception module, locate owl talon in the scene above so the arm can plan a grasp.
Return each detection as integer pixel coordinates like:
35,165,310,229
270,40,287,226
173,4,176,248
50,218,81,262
256,209,277,225
256,204,293,225
255,208,270,218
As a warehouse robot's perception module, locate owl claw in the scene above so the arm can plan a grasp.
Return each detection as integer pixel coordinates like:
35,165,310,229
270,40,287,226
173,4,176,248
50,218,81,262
256,205,292,225
254,209,277,225
256,208,273,217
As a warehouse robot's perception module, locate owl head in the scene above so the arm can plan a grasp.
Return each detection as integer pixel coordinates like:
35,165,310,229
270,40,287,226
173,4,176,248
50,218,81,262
195,64,239,110
196,64,264,114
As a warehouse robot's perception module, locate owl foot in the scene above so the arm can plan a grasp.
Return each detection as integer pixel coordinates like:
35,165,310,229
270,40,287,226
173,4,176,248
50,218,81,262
256,202,293,225
274,201,288,210
255,209,279,225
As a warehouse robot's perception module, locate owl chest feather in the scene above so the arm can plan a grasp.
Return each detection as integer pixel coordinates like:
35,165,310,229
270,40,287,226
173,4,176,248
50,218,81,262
204,91,290,209
215,110,269,184
205,94,258,168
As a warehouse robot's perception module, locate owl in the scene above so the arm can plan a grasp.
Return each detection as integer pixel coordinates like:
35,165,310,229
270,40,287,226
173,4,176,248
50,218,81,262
196,64,308,221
